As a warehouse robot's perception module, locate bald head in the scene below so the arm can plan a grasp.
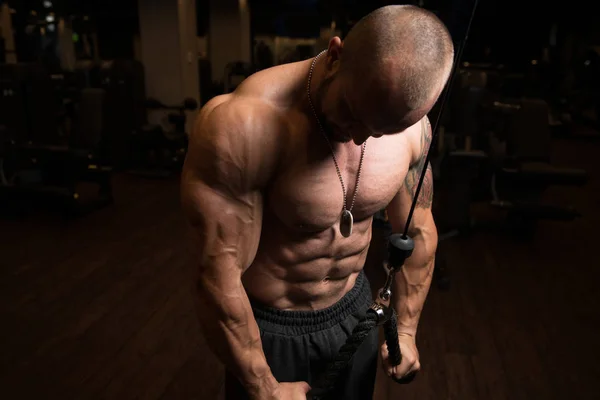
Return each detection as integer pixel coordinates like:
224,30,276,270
340,5,454,116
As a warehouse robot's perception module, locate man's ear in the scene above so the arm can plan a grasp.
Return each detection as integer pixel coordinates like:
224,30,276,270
325,37,344,73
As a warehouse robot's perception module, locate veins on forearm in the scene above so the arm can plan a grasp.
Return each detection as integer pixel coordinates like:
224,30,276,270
393,248,436,331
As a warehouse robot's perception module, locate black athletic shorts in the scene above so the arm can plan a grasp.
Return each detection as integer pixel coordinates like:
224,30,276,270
224,270,378,400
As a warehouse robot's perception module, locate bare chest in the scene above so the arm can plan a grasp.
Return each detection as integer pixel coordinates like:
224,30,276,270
268,134,410,232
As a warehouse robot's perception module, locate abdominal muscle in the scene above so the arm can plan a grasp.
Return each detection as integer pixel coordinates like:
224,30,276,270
242,214,374,311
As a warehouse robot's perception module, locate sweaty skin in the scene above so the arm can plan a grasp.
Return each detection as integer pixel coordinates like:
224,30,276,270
181,52,439,398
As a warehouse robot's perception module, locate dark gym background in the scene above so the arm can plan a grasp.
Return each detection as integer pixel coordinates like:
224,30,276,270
1,0,598,399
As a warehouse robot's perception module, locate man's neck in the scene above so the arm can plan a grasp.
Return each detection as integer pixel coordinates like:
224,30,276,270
299,53,324,116
301,54,353,144
308,52,326,102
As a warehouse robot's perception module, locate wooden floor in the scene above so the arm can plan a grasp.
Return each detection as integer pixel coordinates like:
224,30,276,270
1,134,599,400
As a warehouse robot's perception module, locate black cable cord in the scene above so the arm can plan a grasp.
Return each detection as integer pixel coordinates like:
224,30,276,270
403,0,480,238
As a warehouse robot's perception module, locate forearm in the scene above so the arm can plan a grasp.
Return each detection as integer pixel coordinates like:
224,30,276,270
391,229,437,336
196,272,277,398
388,116,437,336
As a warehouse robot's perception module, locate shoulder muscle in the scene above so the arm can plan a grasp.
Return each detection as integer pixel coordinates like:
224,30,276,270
184,95,283,196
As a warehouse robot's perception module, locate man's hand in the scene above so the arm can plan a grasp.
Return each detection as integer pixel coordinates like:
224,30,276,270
380,332,420,380
250,381,311,400
277,382,311,399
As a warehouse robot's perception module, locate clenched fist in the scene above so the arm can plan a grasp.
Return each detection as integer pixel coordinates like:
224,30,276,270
380,332,420,381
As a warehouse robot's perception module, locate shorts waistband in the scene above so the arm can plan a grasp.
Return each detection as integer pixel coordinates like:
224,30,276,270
250,271,372,335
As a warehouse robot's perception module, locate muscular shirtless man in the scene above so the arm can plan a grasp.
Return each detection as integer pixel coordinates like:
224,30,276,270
181,5,454,400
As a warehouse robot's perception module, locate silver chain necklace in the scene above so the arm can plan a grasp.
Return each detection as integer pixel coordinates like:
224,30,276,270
307,50,367,238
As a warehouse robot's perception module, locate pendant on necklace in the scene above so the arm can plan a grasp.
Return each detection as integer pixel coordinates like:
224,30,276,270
340,209,354,237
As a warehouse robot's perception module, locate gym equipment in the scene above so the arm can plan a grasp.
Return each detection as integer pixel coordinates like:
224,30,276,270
0,63,63,145
98,59,147,167
549,47,600,140
439,70,587,238
0,63,113,216
128,97,198,178
431,83,588,290
0,64,29,144
49,71,85,141
484,98,586,232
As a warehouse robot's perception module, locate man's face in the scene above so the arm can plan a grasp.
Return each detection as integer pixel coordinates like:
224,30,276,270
314,71,367,144
315,69,433,145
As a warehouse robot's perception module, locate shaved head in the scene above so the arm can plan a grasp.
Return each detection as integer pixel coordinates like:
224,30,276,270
312,6,454,143
339,5,454,127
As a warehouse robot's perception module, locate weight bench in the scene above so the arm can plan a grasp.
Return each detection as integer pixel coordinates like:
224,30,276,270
486,98,587,225
444,100,587,228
